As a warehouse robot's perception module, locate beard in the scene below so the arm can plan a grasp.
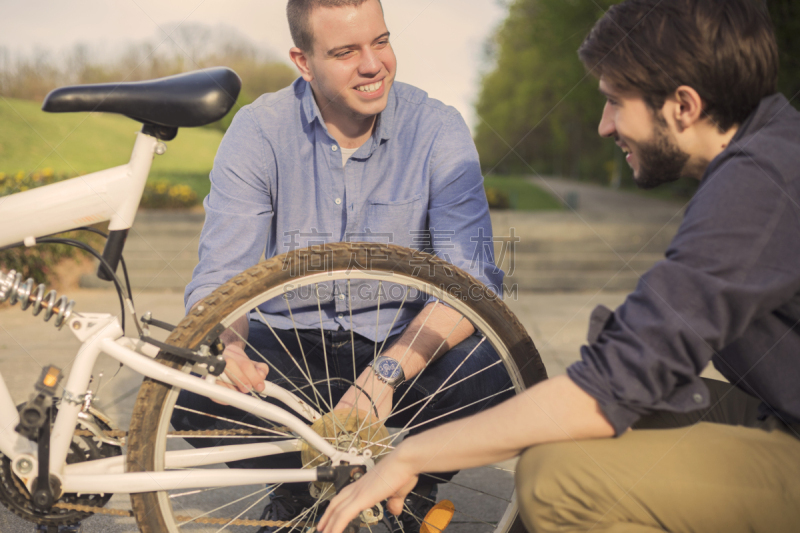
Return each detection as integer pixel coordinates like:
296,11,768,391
628,116,692,190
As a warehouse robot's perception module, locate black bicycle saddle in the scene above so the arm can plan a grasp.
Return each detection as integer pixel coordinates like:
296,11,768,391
42,67,241,129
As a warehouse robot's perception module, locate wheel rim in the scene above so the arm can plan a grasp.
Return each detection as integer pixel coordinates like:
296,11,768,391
145,267,532,533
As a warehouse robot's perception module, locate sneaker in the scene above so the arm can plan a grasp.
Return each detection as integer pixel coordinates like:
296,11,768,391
383,483,438,533
257,488,324,533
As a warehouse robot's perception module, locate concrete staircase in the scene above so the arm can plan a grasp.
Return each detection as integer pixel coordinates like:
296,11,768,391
491,216,680,292
491,176,686,292
81,179,686,293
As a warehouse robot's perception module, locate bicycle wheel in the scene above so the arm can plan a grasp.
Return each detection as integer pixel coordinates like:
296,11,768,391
128,243,546,533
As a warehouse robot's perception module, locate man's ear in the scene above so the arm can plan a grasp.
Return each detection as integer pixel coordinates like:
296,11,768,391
289,47,314,82
669,85,705,131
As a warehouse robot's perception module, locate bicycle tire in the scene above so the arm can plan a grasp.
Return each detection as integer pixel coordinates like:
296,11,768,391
128,243,546,533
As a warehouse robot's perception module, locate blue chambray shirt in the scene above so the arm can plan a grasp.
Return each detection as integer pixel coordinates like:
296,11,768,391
185,78,503,341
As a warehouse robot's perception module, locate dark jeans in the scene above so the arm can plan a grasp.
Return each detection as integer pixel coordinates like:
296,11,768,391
172,321,514,491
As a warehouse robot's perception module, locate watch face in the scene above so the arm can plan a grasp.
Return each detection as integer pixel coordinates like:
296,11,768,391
377,358,403,381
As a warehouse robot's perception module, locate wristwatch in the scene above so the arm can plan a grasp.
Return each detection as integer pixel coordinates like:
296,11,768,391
371,355,405,388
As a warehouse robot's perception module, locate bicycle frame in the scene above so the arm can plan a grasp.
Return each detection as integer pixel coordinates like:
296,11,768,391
0,132,158,247
0,130,365,496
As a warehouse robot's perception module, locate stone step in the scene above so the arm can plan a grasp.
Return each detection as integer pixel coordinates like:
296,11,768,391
80,210,675,292
504,270,643,292
496,252,663,273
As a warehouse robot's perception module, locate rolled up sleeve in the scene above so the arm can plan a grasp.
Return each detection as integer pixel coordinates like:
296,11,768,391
568,157,800,435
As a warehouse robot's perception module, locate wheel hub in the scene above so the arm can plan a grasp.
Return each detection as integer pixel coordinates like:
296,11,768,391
301,408,389,497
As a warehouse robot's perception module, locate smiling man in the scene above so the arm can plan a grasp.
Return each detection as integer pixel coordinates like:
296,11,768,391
181,1,511,531
318,0,800,531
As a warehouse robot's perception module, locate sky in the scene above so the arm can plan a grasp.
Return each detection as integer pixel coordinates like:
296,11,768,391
0,0,508,130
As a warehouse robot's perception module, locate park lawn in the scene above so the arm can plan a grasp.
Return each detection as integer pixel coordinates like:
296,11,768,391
483,175,563,211
0,97,221,198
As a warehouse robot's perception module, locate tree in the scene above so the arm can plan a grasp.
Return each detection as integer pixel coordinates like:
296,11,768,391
769,0,800,101
0,24,297,132
475,0,800,186
474,0,618,181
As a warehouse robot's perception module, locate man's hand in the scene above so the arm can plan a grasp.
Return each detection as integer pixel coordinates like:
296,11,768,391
318,447,418,533
219,343,269,394
334,366,394,420
213,314,269,396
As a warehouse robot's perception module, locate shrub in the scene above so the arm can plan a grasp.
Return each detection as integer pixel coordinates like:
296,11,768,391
484,186,511,209
140,180,198,209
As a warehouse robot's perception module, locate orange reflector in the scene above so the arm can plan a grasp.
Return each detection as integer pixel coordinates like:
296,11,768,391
43,371,59,388
420,499,455,533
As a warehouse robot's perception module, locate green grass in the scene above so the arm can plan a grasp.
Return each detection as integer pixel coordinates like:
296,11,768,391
0,97,222,197
483,175,563,211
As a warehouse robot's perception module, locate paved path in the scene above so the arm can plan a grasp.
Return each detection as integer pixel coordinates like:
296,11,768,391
0,286,724,532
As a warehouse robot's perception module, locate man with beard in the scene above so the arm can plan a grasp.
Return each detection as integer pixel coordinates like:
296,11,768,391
318,0,800,531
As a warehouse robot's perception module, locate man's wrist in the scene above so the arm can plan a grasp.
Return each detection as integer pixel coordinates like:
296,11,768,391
371,355,405,388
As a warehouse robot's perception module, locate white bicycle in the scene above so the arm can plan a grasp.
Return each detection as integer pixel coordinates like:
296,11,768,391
0,68,547,533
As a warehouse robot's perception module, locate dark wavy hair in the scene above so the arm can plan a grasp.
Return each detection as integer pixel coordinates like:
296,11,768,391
287,0,383,54
578,0,779,131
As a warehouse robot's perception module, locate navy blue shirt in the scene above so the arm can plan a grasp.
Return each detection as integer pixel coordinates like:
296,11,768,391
568,94,800,435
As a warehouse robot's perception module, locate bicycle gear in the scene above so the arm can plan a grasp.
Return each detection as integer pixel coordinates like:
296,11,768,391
0,410,121,527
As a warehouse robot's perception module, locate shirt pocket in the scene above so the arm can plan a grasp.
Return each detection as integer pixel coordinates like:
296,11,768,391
363,195,424,248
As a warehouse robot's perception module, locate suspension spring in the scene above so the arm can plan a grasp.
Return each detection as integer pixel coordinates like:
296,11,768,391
0,270,75,329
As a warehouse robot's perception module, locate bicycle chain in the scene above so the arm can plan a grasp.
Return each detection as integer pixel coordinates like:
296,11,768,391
73,427,292,438
49,427,301,528
53,501,303,527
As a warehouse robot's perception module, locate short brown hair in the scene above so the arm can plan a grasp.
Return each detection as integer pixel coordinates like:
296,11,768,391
287,0,382,54
579,0,779,131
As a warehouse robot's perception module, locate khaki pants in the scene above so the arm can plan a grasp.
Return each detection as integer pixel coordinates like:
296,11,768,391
515,379,800,532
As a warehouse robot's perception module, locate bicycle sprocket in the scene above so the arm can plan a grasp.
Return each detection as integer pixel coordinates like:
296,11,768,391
0,412,121,527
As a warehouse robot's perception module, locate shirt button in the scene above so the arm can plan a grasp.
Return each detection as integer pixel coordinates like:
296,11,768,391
335,198,342,205
339,294,345,300
337,313,344,319
692,393,703,404
331,145,338,152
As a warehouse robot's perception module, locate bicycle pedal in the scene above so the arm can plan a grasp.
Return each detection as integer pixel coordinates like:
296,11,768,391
420,499,455,533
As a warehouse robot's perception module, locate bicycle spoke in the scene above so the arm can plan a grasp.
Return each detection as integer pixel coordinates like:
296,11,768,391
375,285,410,358
252,309,331,414
366,334,486,441
374,359,504,428
391,386,514,438
175,485,271,527
312,283,351,440
374,281,382,362
346,279,363,427
353,299,443,439
411,489,503,529
382,314,466,424
172,405,294,438
347,283,412,432
283,295,326,414
419,475,513,503
216,490,272,533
